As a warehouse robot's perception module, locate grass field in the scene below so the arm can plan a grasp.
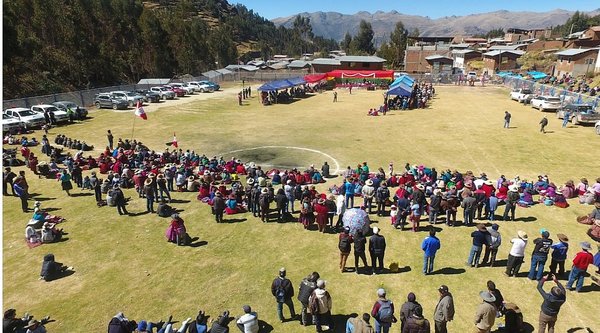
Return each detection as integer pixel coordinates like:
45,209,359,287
3,83,600,332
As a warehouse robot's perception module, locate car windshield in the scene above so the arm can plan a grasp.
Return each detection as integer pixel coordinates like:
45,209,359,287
17,110,36,116
575,105,593,112
46,106,59,112
126,92,138,96
522,90,532,94
159,87,169,91
3,114,14,119
546,97,560,102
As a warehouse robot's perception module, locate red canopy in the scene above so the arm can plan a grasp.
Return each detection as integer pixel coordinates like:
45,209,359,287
327,70,394,79
304,73,327,83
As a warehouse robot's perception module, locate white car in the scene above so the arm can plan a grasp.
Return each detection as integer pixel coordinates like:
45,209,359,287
187,81,214,93
31,104,69,123
169,83,195,95
110,91,145,107
150,86,176,100
2,113,24,133
510,88,533,104
4,107,46,129
530,95,562,112
595,120,600,135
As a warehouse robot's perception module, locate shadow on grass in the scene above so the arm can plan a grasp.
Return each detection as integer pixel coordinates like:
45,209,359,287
518,216,538,222
493,259,508,267
189,240,208,248
43,207,61,212
258,320,273,333
224,218,247,223
71,192,93,197
416,225,443,232
578,283,600,293
330,313,353,333
567,327,596,333
128,211,149,217
433,267,466,275
45,269,75,282
170,199,191,204
28,194,55,201
45,237,70,244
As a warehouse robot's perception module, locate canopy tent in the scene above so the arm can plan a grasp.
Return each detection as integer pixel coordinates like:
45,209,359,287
386,74,415,97
326,70,395,79
304,73,327,83
257,77,306,92
495,71,514,78
527,71,548,80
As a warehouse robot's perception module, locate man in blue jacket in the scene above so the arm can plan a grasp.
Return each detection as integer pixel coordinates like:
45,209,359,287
422,228,441,275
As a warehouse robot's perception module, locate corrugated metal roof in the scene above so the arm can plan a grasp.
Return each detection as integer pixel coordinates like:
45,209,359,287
452,49,481,55
287,60,310,68
483,50,525,57
554,48,599,56
339,55,386,63
489,45,526,51
215,68,233,75
137,78,171,85
450,43,471,48
312,58,341,65
202,71,221,79
225,65,259,72
424,55,453,61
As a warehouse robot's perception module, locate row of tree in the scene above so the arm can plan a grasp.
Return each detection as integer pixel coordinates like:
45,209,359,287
3,0,338,99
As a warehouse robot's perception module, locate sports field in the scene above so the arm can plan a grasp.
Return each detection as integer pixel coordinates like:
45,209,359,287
3,83,599,332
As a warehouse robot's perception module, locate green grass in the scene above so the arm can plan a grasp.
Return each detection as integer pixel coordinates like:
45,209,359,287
3,84,600,332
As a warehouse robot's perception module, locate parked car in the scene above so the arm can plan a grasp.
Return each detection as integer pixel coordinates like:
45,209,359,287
466,71,478,81
165,85,186,97
510,88,533,104
150,86,176,100
94,94,129,110
169,82,195,95
556,104,600,125
110,91,145,107
2,113,25,134
52,101,88,119
596,120,600,135
530,95,562,112
31,104,69,123
4,107,46,129
135,89,161,103
188,81,216,92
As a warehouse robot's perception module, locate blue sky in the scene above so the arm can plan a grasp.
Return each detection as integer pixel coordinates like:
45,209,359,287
233,0,599,20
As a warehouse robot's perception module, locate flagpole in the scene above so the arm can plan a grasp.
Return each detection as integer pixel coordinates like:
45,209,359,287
131,110,136,140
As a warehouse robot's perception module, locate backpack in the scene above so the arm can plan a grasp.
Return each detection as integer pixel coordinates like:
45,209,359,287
377,300,394,323
308,291,320,314
275,278,289,302
338,235,351,253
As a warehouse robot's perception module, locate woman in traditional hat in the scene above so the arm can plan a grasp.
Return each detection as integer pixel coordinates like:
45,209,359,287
314,197,329,233
59,169,72,196
549,234,569,277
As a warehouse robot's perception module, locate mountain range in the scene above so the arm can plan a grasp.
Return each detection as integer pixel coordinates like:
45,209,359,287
272,9,600,44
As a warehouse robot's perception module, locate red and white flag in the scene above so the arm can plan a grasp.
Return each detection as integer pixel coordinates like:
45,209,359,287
172,132,178,148
134,101,147,120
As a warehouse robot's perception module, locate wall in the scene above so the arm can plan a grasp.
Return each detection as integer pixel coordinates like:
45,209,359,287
404,45,451,73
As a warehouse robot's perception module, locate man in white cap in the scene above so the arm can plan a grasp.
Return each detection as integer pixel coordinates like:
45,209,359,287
369,227,386,274
362,179,375,214
473,291,496,332
370,288,396,333
505,231,528,277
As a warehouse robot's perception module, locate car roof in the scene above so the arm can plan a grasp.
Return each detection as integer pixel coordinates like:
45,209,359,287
5,107,34,112
54,101,77,104
31,104,56,108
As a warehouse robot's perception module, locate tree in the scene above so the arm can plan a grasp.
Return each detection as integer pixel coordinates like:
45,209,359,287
340,32,352,53
386,21,408,68
516,51,556,71
353,20,375,55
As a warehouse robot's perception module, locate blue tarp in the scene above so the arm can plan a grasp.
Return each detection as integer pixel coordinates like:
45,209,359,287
496,72,514,78
257,77,306,92
527,71,548,80
386,75,415,97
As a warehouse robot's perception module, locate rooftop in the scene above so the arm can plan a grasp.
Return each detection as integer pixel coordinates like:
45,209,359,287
554,48,599,57
483,50,526,57
339,55,386,63
312,58,342,66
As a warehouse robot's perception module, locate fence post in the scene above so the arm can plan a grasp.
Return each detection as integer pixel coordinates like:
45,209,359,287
24,97,30,108
79,91,85,106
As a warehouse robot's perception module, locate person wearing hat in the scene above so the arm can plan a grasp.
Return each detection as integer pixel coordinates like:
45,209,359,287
467,224,490,268
213,191,225,223
528,229,553,281
537,274,566,333
549,234,569,278
375,183,390,217
402,305,430,333
428,189,442,224
421,228,441,275
486,281,505,315
259,187,271,223
346,313,374,333
3,166,17,196
314,197,329,232
461,191,476,226
369,227,386,274
143,178,156,213
370,288,396,333
473,291,496,332
298,272,320,326
502,185,520,221
399,292,422,331
3,308,31,332
309,279,333,332
433,285,454,333
283,179,295,213
566,241,594,292
156,173,172,202
112,184,128,215
236,305,259,333
271,268,296,323
505,231,528,277
338,227,353,272
481,224,501,267
362,179,375,214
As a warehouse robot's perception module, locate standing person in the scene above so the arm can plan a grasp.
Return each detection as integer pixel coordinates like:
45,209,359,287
143,178,155,213
344,178,355,209
502,185,520,221
91,172,102,203
259,188,270,222
346,313,374,333
400,293,422,332
274,188,288,222
107,130,114,150
338,227,353,273
298,272,320,326
467,224,489,268
284,180,295,213
566,241,594,292
375,183,390,217
486,281,505,316
562,111,570,128
549,234,569,278
156,174,171,203
473,291,496,333
309,279,333,333
354,230,369,274
13,171,29,212
481,224,501,267
528,229,553,281
402,306,430,333
113,185,128,215
433,285,454,333
537,274,566,333
503,111,511,128
59,169,73,196
333,91,337,102
213,192,225,223
539,116,548,133
428,189,441,224
461,192,476,226
236,305,258,333
362,179,375,214
3,167,17,196
421,228,441,275
370,288,396,333
487,192,498,221
505,231,528,277
271,268,296,323
369,227,386,274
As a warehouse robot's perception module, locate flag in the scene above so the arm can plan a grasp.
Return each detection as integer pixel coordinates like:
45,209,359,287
134,101,147,120
172,132,178,148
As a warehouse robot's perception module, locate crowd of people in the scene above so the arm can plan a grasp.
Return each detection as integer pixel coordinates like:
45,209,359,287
385,83,435,110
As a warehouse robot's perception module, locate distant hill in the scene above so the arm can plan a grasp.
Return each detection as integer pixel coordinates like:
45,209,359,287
272,9,600,44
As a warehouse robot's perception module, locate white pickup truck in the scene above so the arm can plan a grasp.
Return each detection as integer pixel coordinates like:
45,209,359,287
510,88,533,104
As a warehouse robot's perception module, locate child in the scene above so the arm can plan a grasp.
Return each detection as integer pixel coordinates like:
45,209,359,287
42,124,50,135
388,162,394,176
410,200,421,232
390,205,398,225
82,175,92,190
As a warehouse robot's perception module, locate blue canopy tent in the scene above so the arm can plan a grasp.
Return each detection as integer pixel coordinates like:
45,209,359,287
386,75,414,97
286,77,307,86
527,71,548,80
257,77,306,92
